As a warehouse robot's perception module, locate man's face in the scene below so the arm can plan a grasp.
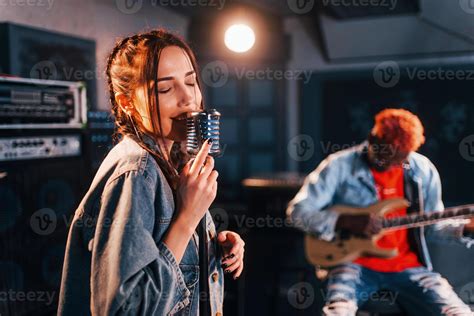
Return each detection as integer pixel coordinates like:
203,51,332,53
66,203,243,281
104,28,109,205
368,143,409,171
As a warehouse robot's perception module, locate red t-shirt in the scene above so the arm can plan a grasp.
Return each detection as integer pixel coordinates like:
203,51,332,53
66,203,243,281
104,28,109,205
353,165,422,272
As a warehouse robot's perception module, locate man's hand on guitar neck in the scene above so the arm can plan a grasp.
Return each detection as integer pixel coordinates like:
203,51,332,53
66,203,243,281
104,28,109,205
335,213,383,238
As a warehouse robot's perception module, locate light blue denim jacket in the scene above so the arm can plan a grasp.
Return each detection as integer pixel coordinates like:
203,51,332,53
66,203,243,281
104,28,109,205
58,136,224,315
287,142,468,271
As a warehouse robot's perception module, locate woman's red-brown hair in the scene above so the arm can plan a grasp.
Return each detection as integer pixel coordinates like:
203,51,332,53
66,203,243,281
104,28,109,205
105,29,204,188
371,108,425,153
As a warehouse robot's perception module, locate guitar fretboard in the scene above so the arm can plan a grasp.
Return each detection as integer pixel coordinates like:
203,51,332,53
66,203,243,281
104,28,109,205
382,204,474,231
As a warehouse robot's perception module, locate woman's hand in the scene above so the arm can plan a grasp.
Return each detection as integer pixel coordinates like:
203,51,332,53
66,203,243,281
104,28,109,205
218,231,245,280
164,139,218,263
175,139,219,232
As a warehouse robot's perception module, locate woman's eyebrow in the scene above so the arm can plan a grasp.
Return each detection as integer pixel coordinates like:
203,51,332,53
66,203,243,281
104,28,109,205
156,70,195,82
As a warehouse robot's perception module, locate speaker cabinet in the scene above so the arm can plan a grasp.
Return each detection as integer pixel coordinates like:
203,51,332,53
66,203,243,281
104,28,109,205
0,129,88,316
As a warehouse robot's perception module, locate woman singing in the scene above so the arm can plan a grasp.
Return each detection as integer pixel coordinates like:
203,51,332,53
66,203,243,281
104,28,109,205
58,29,245,315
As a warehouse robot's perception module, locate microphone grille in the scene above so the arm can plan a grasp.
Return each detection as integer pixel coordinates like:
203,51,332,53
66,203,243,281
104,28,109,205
186,109,221,157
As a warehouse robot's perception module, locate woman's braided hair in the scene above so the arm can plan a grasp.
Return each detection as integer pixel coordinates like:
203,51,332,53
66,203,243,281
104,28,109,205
105,29,204,189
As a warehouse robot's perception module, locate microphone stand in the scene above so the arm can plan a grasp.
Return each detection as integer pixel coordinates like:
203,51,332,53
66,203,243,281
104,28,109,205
198,216,210,316
187,109,221,316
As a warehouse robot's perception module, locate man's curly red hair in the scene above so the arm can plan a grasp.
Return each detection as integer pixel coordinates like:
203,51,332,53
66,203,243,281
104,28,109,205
371,109,425,153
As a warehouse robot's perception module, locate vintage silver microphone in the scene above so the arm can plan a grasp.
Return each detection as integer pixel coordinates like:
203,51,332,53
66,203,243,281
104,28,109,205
186,108,221,316
186,109,221,157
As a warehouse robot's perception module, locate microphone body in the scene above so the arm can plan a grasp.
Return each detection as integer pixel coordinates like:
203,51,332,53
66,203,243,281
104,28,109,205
186,109,221,157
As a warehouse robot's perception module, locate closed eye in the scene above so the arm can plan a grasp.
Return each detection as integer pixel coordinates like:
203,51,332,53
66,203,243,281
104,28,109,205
158,88,171,94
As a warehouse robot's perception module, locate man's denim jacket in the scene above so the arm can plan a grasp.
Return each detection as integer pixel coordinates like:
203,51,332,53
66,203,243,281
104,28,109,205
287,142,469,271
58,136,224,315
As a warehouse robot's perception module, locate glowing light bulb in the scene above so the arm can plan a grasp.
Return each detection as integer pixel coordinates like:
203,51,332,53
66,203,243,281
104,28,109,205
224,24,255,53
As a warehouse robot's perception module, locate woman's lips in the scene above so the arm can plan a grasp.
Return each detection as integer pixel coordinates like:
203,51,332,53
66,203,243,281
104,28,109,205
172,112,190,122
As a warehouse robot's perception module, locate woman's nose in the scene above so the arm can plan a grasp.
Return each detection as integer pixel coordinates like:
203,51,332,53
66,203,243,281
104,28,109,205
177,82,195,108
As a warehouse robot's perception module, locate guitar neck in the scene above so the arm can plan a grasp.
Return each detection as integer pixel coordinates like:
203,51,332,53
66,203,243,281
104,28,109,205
382,204,474,231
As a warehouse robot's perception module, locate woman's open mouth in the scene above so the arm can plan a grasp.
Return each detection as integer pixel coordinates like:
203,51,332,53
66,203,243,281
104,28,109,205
172,113,188,122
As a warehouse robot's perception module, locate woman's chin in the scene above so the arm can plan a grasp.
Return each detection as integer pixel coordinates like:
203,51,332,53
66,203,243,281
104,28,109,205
170,130,187,142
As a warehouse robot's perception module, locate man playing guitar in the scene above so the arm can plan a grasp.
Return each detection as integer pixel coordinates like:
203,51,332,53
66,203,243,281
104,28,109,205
287,109,473,315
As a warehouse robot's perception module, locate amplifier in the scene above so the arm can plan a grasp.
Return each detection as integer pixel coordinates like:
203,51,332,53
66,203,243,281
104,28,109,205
0,129,88,316
0,135,81,162
84,111,115,174
0,76,86,129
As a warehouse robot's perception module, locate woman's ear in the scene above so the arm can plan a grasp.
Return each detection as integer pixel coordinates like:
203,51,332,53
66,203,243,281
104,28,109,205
115,93,134,115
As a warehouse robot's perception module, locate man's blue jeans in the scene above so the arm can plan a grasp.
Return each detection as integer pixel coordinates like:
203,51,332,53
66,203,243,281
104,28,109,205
323,263,472,315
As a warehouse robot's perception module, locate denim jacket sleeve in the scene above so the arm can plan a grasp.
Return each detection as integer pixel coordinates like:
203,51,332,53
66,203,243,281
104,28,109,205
286,156,341,241
90,169,189,315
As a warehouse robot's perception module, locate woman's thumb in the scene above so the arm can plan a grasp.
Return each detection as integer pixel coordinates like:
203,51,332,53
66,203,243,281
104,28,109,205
217,232,227,243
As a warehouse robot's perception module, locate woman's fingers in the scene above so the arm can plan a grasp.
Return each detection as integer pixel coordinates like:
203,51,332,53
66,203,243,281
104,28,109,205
189,139,212,176
233,261,244,280
222,248,243,272
222,247,243,267
181,158,193,177
227,239,245,258
198,156,215,178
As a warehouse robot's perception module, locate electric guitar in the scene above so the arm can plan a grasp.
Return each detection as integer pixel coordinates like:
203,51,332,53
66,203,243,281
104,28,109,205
305,198,474,267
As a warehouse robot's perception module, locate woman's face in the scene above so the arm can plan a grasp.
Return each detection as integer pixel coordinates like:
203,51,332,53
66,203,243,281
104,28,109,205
134,45,202,142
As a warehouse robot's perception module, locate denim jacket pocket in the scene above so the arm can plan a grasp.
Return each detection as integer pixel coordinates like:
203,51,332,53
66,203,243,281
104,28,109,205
179,264,199,289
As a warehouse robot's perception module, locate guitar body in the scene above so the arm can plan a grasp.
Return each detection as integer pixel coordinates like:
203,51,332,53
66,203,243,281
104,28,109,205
305,198,410,267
